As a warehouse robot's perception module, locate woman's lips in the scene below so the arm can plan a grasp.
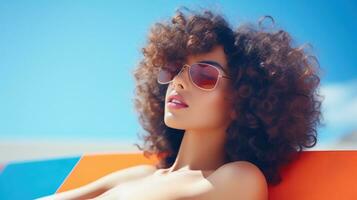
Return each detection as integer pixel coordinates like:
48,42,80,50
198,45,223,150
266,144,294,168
167,94,189,109
167,101,189,109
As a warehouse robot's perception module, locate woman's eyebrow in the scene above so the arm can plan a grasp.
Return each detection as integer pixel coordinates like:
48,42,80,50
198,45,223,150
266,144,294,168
198,60,223,68
198,60,228,73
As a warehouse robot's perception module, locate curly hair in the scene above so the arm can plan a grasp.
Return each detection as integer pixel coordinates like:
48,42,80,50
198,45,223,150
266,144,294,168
132,8,323,186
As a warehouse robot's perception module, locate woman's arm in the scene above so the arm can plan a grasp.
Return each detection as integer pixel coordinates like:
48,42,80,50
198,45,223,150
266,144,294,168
36,164,157,200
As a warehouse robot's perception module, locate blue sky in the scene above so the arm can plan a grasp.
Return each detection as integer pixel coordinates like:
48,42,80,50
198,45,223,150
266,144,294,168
0,0,356,147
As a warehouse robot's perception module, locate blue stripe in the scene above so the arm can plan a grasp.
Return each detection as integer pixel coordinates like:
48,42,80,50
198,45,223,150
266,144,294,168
0,156,80,200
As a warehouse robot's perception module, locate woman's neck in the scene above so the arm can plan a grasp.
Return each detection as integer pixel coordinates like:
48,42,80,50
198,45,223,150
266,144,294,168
167,127,228,173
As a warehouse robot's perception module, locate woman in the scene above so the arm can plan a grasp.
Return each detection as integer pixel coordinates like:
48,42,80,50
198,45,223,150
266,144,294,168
39,7,323,200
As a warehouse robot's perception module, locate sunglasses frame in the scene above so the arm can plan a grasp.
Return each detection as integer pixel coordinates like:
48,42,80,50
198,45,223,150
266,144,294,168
157,62,232,91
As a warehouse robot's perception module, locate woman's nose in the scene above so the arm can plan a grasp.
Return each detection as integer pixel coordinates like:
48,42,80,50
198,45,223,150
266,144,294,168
172,65,189,89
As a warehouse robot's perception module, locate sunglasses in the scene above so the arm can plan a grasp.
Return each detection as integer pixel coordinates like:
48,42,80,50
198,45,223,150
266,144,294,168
157,62,231,91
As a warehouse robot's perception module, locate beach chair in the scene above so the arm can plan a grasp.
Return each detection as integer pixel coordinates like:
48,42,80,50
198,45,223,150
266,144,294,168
57,150,357,200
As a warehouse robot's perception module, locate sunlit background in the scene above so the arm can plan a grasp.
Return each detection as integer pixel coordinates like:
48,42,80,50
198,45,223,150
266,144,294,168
1,0,356,163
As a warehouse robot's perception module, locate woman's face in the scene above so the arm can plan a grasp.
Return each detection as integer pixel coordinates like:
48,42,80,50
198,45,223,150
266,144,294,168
164,45,235,132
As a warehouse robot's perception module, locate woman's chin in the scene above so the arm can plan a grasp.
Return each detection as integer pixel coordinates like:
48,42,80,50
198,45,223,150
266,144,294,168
164,118,185,130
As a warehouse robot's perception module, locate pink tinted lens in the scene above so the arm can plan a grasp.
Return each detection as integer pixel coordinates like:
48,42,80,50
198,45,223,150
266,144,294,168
190,63,219,89
157,68,174,83
158,64,183,83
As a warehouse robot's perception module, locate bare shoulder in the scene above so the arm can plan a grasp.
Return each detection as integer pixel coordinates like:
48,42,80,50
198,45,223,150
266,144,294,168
205,161,268,200
214,161,266,178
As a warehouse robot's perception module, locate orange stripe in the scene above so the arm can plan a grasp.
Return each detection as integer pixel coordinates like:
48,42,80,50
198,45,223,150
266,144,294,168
57,152,158,192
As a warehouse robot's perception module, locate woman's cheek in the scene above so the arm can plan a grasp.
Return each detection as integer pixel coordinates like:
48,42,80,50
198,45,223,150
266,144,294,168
194,96,229,127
